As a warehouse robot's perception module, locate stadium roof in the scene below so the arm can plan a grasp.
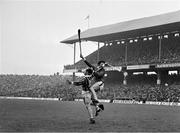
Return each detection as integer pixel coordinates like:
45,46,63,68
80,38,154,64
61,10,180,44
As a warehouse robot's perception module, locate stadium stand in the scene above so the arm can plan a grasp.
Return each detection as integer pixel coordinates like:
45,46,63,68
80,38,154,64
64,33,180,69
102,73,180,102
0,75,81,101
1,11,180,103
0,73,179,102
64,43,126,70
161,34,180,63
127,37,159,65
39,11,179,103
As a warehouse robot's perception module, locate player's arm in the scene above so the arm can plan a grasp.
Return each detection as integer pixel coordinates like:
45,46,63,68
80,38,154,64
73,80,84,86
67,78,85,86
80,54,95,70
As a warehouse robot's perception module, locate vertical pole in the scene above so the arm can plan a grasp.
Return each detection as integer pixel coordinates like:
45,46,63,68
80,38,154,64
97,42,100,63
158,35,162,62
125,42,128,65
113,88,116,100
73,43,76,81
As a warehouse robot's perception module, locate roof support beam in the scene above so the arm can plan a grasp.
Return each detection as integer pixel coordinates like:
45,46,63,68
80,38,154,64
158,35,162,62
97,42,100,63
73,43,76,81
125,42,128,65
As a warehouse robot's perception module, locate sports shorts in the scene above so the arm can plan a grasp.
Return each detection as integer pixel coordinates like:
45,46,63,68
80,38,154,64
91,81,104,92
81,90,92,104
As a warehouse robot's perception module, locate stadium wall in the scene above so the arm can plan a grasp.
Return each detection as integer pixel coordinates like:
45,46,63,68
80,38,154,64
1,96,179,107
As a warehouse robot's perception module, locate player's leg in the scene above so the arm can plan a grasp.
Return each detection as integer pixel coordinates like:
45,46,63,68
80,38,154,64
83,91,95,124
85,104,95,124
89,82,101,102
90,81,105,116
85,102,94,119
90,81,105,105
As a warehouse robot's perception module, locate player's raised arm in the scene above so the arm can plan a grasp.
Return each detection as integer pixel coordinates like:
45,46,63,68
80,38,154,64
80,54,95,70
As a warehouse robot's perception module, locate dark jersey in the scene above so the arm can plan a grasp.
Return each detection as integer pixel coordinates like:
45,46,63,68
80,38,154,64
73,76,90,91
84,60,105,82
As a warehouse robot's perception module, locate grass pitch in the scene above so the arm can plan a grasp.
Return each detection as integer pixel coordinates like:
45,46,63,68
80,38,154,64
0,99,180,132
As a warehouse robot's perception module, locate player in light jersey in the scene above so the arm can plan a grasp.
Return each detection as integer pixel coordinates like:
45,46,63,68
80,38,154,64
67,68,104,124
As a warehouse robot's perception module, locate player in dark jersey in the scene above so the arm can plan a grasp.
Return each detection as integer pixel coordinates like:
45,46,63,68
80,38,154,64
80,54,106,116
67,68,96,124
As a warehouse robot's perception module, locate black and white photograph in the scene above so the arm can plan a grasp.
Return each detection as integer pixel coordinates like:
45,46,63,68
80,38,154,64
0,0,180,132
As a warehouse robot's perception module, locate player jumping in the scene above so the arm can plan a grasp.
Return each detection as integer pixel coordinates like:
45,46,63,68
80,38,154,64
80,54,106,116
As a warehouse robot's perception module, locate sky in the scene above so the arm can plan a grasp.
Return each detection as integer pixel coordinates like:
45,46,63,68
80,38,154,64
0,0,180,75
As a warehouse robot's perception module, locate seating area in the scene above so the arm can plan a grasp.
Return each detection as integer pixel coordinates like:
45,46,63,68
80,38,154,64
161,35,180,63
64,35,180,70
0,74,80,101
102,73,180,102
127,37,159,65
0,73,179,102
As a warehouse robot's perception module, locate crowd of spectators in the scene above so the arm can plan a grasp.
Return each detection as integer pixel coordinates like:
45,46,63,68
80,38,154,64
0,73,179,102
0,74,81,101
127,37,159,65
161,35,180,63
102,73,180,102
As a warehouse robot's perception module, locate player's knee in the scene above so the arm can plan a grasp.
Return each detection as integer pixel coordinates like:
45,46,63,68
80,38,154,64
89,87,95,92
91,98,99,106
84,102,91,109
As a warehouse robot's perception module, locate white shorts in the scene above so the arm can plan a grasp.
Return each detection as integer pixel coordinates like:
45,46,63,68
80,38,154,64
81,90,92,104
91,81,104,92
